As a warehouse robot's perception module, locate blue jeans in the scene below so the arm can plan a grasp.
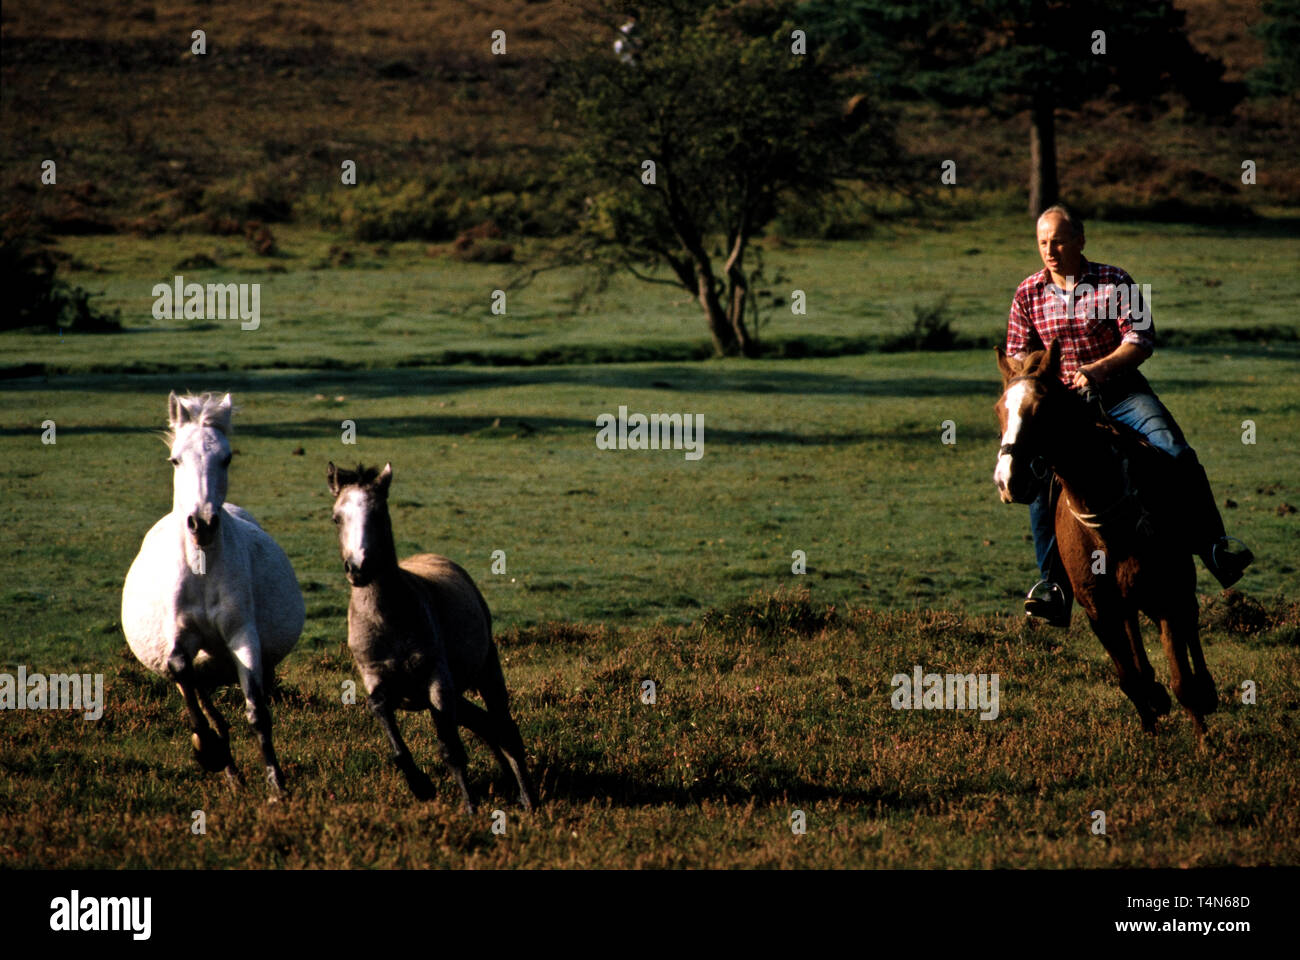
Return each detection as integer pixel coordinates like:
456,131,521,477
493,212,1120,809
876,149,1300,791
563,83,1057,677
1028,390,1189,583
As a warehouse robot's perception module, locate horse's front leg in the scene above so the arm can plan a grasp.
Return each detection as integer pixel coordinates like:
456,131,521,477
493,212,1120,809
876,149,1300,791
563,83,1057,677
1159,607,1215,740
367,686,435,800
166,646,241,785
227,627,286,794
1124,615,1171,719
1089,615,1158,732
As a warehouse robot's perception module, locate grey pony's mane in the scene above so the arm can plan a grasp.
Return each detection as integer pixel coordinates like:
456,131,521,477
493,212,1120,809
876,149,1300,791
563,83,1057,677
165,393,235,446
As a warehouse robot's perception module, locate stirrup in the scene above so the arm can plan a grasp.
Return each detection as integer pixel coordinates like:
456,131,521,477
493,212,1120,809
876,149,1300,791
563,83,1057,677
1209,537,1254,587
1024,580,1070,627
1025,579,1065,604
1212,537,1253,565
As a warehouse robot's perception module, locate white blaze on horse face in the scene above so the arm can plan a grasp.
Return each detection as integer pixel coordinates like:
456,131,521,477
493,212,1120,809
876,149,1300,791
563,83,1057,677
336,487,370,568
993,381,1029,502
171,424,230,521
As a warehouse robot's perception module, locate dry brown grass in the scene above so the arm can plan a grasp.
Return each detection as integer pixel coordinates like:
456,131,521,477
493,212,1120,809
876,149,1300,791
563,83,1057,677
3,598,1297,869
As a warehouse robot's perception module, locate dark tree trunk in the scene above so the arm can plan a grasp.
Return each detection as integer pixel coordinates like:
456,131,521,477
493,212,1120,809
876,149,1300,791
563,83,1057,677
697,267,739,356
727,280,758,357
723,231,759,358
659,181,757,357
1029,93,1059,217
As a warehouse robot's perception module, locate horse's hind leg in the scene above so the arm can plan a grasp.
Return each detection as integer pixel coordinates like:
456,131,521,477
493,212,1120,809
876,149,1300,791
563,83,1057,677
1124,616,1170,718
367,687,435,800
457,695,536,812
228,630,286,794
429,674,477,814
166,649,240,783
474,645,538,811
1090,615,1158,731
456,697,510,783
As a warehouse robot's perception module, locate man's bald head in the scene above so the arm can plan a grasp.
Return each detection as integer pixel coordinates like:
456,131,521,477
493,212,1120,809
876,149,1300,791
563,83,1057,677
1037,204,1084,240
1036,204,1085,283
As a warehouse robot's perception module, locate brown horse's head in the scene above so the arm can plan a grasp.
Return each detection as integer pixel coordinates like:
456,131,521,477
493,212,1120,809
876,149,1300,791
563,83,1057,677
327,461,395,586
992,340,1066,504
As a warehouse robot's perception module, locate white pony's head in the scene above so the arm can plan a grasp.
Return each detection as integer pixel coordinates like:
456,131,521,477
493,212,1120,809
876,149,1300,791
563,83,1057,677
167,392,234,547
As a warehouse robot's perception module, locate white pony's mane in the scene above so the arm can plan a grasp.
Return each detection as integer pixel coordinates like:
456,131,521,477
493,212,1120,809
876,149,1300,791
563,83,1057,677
166,392,235,446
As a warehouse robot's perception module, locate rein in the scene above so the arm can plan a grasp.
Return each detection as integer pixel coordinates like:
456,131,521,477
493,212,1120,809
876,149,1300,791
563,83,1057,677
1066,492,1135,530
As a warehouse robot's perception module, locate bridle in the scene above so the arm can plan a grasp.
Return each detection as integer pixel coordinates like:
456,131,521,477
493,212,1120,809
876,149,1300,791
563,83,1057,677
997,373,1043,464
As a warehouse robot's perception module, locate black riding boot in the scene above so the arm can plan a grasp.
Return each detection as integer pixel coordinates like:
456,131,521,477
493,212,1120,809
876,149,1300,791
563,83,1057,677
1024,473,1074,628
1174,449,1254,587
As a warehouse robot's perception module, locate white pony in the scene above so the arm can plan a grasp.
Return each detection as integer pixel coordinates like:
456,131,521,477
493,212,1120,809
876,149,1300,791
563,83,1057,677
122,392,304,791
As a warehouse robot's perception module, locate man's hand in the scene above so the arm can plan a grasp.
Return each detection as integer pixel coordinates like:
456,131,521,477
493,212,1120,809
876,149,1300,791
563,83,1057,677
1077,342,1151,393
1072,363,1102,393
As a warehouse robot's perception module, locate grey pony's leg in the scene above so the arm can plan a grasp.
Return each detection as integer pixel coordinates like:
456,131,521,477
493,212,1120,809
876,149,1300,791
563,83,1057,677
456,697,510,778
429,674,476,814
474,645,538,812
457,697,542,811
167,649,242,785
367,687,435,800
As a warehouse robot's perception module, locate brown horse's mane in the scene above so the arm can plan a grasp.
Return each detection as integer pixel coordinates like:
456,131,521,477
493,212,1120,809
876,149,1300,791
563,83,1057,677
1021,368,1179,533
1031,371,1173,481
1006,344,1163,468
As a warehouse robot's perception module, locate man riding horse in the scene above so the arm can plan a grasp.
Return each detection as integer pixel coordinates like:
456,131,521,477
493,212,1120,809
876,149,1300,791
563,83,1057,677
1005,204,1253,626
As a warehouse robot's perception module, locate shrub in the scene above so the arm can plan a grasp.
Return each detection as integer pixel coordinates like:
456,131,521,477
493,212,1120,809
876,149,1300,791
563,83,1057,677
698,585,835,642
200,165,300,223
906,295,956,350
1201,589,1270,636
0,208,121,332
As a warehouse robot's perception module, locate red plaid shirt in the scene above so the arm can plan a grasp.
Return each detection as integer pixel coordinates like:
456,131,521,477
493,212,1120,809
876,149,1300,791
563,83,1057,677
1006,258,1155,386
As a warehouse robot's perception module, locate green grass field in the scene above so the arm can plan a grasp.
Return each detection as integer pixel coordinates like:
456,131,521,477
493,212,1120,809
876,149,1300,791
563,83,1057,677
6,218,1299,375
2,221,1298,868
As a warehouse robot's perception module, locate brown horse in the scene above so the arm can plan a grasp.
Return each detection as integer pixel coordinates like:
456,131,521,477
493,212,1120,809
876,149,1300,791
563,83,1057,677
992,341,1218,736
